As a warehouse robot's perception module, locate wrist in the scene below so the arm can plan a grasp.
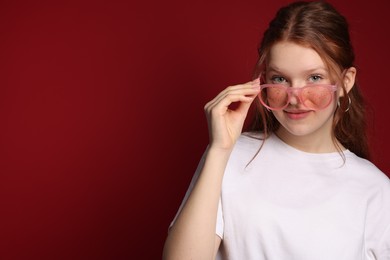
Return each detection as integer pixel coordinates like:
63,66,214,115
207,144,234,159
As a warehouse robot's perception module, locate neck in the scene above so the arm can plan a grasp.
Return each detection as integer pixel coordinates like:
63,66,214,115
275,128,344,154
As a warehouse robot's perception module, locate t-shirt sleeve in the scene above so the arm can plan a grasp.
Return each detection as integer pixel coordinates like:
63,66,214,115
365,176,390,259
376,224,390,260
169,148,224,239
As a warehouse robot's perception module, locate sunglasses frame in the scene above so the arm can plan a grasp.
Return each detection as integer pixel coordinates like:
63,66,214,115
258,84,338,111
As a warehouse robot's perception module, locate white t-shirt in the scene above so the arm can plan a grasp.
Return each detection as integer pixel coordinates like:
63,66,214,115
173,133,390,260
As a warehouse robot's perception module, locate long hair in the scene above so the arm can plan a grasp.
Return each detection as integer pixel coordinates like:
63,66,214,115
248,1,370,160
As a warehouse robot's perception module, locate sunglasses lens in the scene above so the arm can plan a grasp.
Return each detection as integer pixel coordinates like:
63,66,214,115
260,84,335,110
301,85,333,110
260,86,288,110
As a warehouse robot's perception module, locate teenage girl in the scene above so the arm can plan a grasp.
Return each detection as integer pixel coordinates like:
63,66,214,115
163,1,390,259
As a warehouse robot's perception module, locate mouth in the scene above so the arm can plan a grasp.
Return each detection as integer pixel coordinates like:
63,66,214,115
283,109,312,119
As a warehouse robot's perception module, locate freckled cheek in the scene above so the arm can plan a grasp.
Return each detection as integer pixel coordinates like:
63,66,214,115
303,91,334,108
268,92,287,106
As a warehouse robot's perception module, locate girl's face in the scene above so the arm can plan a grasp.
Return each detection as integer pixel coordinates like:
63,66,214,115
265,41,339,150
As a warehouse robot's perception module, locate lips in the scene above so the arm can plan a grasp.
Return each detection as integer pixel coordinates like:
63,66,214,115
284,109,312,120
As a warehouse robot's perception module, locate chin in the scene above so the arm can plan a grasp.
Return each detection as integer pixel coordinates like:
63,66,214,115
281,126,318,137
276,118,334,141
273,109,335,139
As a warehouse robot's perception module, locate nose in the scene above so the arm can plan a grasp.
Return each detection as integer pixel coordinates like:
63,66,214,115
288,88,300,106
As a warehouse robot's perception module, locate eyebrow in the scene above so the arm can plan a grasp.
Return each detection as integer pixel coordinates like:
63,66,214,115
267,66,328,74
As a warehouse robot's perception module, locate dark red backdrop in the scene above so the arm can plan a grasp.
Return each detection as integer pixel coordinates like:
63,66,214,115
0,0,388,259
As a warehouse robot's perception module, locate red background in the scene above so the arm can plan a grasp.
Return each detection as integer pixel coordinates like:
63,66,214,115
0,0,389,259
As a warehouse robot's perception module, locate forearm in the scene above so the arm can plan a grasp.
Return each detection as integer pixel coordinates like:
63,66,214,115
163,147,232,260
163,81,259,259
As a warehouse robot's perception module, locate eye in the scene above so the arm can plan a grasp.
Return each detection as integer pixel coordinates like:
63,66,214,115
271,76,286,84
309,75,323,82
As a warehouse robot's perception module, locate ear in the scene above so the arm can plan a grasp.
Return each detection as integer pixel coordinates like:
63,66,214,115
339,67,356,96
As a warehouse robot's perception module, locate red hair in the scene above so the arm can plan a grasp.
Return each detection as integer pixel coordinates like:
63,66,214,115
248,1,370,159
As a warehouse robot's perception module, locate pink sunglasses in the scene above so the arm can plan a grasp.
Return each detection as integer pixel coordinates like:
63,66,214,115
258,84,338,111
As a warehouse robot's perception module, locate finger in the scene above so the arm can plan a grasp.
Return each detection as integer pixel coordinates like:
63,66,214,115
204,78,260,114
209,93,256,118
206,79,259,107
234,94,257,115
205,91,259,119
205,84,260,113
216,79,260,98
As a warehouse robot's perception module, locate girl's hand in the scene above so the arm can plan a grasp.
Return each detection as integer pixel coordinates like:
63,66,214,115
204,78,260,151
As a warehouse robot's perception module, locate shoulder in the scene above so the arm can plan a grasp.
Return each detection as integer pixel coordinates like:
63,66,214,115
236,132,264,147
345,152,390,190
230,132,267,156
221,132,265,170
345,153,390,202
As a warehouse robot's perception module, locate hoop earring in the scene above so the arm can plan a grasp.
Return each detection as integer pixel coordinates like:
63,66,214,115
337,96,351,112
